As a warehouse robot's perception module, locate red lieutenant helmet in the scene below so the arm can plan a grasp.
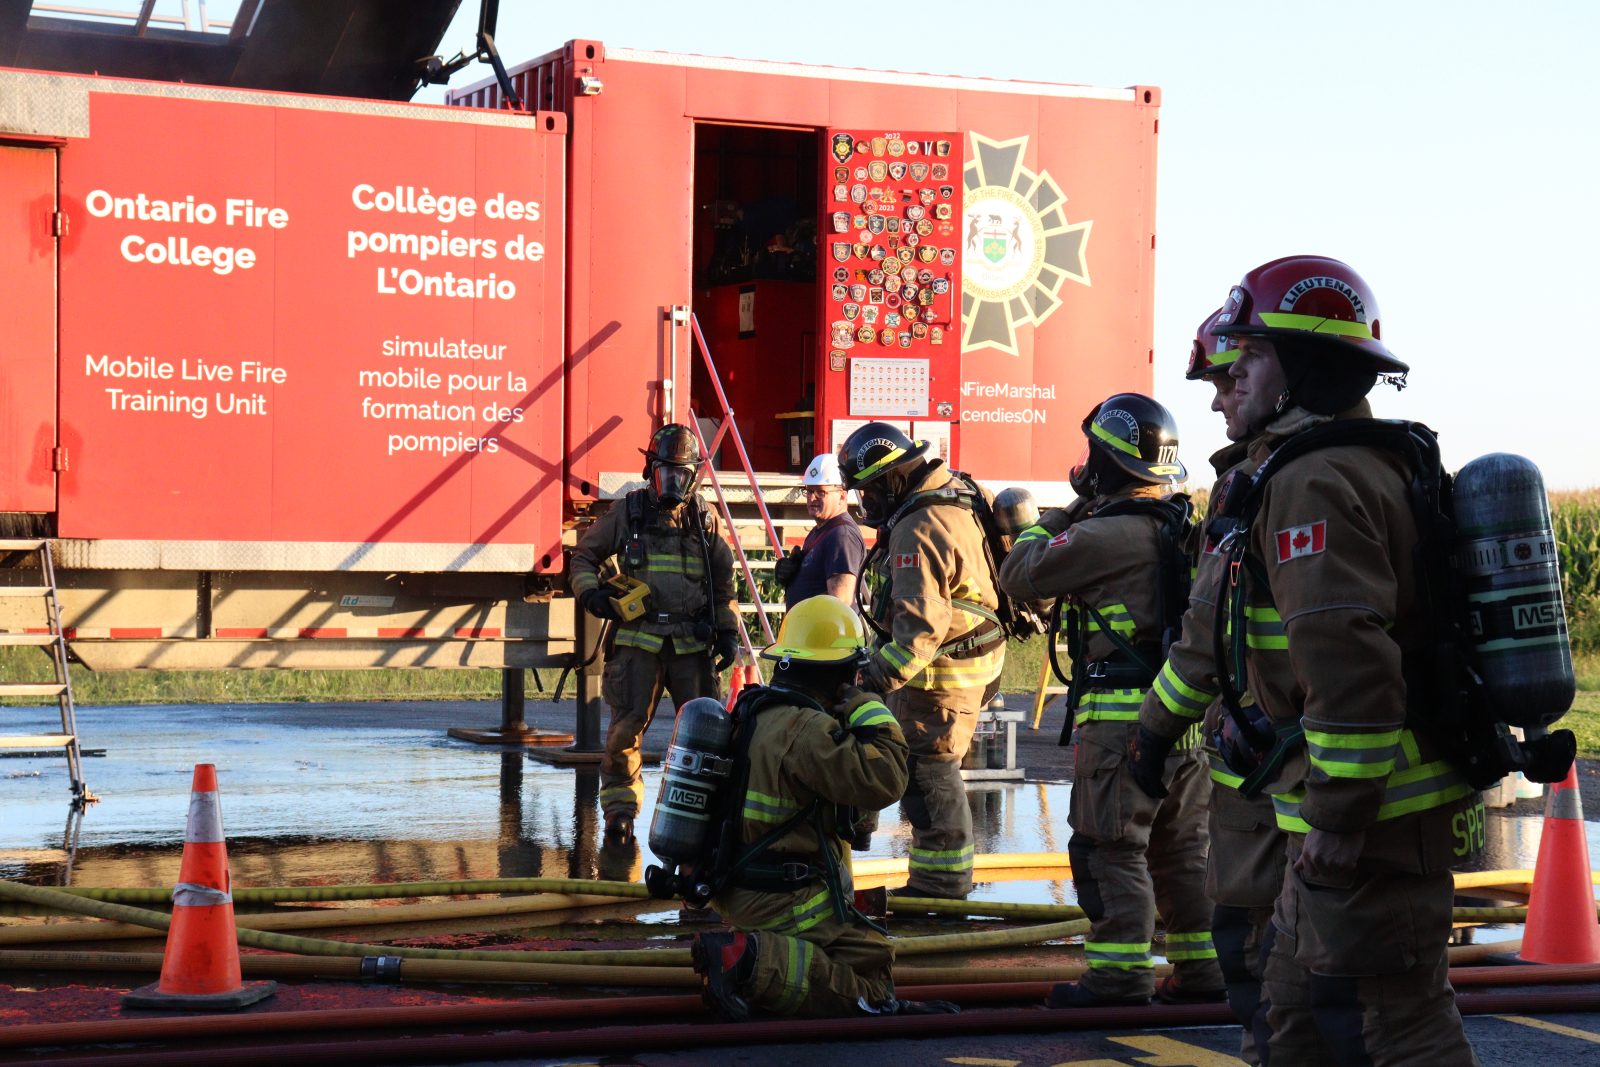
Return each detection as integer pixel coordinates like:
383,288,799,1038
1210,255,1407,375
1185,306,1240,381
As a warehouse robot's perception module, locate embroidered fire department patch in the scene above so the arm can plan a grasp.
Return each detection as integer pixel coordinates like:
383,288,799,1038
895,553,920,568
1048,529,1073,548
1276,521,1327,562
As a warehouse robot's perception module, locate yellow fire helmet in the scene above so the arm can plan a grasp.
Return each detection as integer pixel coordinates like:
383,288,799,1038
761,595,867,664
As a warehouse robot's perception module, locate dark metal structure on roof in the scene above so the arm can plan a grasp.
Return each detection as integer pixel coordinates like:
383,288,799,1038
0,0,464,100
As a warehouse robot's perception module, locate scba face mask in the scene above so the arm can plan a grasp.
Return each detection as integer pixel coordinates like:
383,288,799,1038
652,463,697,505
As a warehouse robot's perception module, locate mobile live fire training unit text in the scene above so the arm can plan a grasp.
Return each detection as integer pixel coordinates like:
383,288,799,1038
0,38,1158,692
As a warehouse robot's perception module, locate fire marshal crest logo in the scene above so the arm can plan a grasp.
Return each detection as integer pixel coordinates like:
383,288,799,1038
961,133,1091,356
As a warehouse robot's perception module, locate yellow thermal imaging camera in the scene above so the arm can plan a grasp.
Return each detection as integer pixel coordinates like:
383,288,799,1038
606,574,652,622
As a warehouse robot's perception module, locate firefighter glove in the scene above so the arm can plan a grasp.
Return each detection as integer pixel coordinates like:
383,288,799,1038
579,588,620,622
772,547,805,587
1127,726,1176,799
713,630,740,672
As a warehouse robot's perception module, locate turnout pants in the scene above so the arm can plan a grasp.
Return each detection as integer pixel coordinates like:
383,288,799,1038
1068,723,1222,1000
717,883,894,1017
888,680,997,898
1208,779,1286,1065
599,642,719,819
1264,837,1480,1067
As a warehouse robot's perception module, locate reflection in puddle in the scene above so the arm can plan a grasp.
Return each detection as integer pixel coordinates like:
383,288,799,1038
0,704,1593,932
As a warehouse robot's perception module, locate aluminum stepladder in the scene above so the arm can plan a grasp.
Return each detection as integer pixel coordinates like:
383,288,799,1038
0,539,95,806
671,307,788,678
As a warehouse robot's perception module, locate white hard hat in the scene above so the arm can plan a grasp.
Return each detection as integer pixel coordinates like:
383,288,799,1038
802,453,844,487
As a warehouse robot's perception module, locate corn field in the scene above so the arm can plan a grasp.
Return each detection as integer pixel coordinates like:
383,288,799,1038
1552,490,1600,652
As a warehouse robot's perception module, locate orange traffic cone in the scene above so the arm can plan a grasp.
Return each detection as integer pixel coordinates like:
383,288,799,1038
123,764,276,1009
725,656,747,707
1519,764,1600,964
744,663,763,689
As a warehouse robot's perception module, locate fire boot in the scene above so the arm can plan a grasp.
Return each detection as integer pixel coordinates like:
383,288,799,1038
603,811,635,845
859,995,960,1015
1045,982,1151,1009
692,931,757,1022
1153,974,1227,1005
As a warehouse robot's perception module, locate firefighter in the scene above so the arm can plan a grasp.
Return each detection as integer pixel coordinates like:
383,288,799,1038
1130,257,1483,1066
998,393,1224,1008
569,423,740,842
692,595,957,1020
838,423,1006,900
1181,310,1285,1062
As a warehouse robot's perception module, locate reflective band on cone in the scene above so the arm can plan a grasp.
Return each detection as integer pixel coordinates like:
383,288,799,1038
1520,764,1600,965
122,764,276,1010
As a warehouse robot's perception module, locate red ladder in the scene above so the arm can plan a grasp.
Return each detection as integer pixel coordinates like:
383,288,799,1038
678,309,788,679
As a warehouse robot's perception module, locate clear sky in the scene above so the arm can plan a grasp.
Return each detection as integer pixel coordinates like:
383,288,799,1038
409,1,1598,488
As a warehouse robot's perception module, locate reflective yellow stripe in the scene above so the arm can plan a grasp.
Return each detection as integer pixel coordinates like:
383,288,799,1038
1153,660,1212,719
1085,602,1136,636
1306,727,1401,780
908,844,974,871
854,446,908,483
743,788,801,825
1258,311,1374,340
912,656,1004,689
1078,687,1146,723
1089,420,1141,457
1244,605,1287,650
1208,751,1245,789
1165,931,1218,961
613,629,666,653
571,572,601,593
848,701,895,730
1085,940,1154,969
774,936,814,1013
1016,524,1052,543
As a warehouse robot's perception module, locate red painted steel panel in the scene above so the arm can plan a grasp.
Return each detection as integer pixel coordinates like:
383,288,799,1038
55,91,567,567
476,46,1158,497
562,55,694,497
0,145,59,511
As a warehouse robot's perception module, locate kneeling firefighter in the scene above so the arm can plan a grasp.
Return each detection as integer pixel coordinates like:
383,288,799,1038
646,595,957,1020
997,393,1224,1009
568,423,740,842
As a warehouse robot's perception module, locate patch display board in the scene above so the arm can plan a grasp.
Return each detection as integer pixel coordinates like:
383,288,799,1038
56,91,567,570
820,128,963,422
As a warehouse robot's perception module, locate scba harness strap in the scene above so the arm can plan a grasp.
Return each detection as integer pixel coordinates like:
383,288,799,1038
858,468,1037,658
1206,417,1500,794
1050,495,1195,747
621,488,719,636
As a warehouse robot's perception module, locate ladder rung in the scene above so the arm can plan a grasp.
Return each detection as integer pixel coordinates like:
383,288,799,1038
0,734,74,748
0,633,58,646
0,539,47,551
0,587,51,597
0,683,68,697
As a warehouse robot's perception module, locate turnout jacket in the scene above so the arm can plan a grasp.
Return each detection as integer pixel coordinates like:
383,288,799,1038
1140,402,1480,867
998,485,1170,726
568,490,737,656
861,463,1005,694
718,693,907,933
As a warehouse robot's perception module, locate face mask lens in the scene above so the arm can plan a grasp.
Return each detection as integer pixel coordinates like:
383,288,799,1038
654,465,693,502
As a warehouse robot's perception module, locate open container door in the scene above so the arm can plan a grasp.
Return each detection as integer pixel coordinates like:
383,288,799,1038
817,128,963,461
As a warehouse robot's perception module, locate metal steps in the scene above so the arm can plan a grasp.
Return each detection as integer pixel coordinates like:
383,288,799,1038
0,541,94,806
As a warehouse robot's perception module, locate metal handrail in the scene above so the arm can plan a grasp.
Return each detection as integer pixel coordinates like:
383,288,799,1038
678,308,789,678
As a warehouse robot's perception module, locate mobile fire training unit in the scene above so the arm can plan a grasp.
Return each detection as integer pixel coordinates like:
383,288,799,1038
0,38,1158,744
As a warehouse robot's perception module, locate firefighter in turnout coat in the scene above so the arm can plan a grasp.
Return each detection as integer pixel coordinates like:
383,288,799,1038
692,595,956,1020
569,424,740,841
839,422,1006,900
1131,257,1482,1066
1000,393,1224,1008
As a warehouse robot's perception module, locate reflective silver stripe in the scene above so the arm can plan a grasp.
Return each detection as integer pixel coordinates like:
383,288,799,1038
172,882,231,907
185,790,225,844
1551,787,1580,820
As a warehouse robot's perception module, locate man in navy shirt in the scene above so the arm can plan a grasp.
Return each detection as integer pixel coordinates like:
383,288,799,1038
775,454,866,610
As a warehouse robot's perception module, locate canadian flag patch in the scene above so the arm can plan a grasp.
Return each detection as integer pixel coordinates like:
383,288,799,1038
1048,528,1073,548
895,552,920,568
1276,521,1327,562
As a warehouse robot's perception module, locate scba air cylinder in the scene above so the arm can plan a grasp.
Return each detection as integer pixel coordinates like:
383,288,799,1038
1454,453,1576,727
647,697,736,865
